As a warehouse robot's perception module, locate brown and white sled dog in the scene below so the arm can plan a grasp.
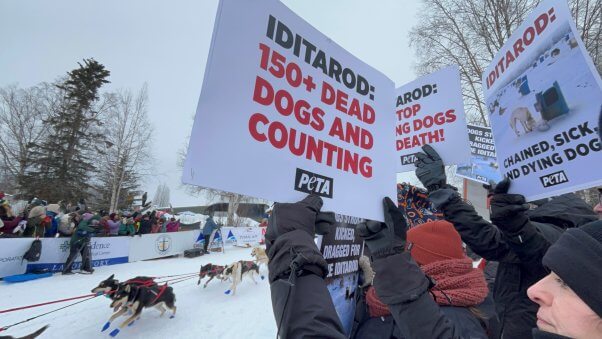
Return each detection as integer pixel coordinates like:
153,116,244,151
250,246,269,269
510,107,537,137
223,260,262,295
100,280,176,336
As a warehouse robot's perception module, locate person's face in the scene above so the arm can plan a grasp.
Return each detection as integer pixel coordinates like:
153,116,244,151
527,272,602,338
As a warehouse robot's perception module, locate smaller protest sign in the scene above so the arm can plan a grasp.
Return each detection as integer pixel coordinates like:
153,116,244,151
316,214,364,336
456,125,503,184
395,65,471,172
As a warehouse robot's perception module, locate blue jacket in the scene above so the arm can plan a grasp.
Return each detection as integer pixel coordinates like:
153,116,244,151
202,217,218,236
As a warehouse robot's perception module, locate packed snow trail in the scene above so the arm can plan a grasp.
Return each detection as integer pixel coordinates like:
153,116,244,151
0,247,276,338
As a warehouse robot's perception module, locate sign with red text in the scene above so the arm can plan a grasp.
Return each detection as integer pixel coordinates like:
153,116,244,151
182,0,396,221
395,65,471,172
483,0,602,201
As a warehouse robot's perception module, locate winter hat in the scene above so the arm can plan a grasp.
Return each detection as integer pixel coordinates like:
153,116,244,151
46,204,61,215
542,220,602,317
109,213,116,220
406,220,465,266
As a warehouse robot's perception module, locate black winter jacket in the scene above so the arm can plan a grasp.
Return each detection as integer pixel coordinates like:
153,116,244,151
436,192,597,339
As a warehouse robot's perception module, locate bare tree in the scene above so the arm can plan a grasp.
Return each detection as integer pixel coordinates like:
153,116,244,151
176,133,261,226
0,83,61,192
97,85,154,212
410,0,601,126
153,183,171,208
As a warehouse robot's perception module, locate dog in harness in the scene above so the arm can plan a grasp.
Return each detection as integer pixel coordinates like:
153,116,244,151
197,263,226,288
91,274,156,301
222,260,262,295
104,283,176,337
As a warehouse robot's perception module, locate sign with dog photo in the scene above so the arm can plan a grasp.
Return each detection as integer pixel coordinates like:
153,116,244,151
316,214,364,336
394,65,471,172
483,0,602,200
456,125,503,184
182,0,396,221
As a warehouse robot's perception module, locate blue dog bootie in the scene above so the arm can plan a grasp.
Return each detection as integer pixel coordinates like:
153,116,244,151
128,320,135,327
224,289,231,295
101,322,111,332
109,328,120,337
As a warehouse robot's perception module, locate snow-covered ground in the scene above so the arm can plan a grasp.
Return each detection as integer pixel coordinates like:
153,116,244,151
1,247,275,339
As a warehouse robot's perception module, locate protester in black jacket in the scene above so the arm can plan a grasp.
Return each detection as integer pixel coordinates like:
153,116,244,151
414,145,598,339
527,220,602,338
266,195,346,339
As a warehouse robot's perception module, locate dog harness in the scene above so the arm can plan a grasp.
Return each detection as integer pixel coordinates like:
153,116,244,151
150,284,169,304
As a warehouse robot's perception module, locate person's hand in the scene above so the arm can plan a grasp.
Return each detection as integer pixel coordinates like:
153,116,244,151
266,195,333,248
414,145,446,192
357,197,408,259
490,178,530,233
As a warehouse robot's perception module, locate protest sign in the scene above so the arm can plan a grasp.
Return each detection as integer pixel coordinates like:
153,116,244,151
316,214,364,336
483,0,602,200
456,125,503,184
395,65,471,172
182,0,396,221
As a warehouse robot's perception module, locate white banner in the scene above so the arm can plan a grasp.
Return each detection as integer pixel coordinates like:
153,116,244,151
25,236,130,273
395,65,471,172
128,230,201,262
0,238,30,278
483,0,602,200
229,227,262,246
182,0,396,221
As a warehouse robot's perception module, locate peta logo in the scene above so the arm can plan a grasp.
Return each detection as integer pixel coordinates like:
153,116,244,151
294,168,333,198
400,153,420,166
539,171,569,188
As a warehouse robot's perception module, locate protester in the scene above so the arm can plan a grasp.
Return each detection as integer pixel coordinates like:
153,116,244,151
266,195,345,338
353,219,494,338
594,188,602,219
62,213,99,275
413,145,598,339
165,217,180,232
527,220,602,338
202,215,219,254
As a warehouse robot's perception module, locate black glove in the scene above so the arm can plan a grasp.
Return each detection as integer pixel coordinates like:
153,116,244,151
414,145,446,192
490,179,530,233
266,195,334,283
357,197,408,259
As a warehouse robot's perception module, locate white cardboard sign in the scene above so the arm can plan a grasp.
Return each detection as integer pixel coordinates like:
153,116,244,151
394,65,471,172
183,0,396,221
483,0,602,200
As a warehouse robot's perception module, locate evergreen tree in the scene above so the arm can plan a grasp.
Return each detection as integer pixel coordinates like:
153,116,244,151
20,59,110,203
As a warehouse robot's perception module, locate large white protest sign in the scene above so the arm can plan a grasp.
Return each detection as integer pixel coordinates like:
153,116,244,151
456,125,503,184
183,0,396,221
394,65,471,172
483,0,602,200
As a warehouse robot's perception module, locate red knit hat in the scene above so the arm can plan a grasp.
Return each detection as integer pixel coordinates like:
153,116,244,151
406,220,465,266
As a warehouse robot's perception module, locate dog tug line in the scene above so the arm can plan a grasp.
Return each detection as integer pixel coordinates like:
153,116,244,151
0,271,198,337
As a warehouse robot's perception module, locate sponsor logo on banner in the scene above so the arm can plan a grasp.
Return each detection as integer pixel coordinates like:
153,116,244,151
294,168,333,198
540,170,569,187
155,235,172,255
0,255,23,263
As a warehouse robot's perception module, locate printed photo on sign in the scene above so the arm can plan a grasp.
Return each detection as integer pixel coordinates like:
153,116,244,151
483,0,602,200
316,214,364,336
395,65,471,172
182,0,396,221
456,125,503,184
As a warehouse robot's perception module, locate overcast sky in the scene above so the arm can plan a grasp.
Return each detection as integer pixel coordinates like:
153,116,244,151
0,0,420,207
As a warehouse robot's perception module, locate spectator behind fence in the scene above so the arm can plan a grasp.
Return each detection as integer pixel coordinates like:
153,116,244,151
166,218,180,232
107,213,120,236
119,217,136,236
413,145,598,339
0,198,26,237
